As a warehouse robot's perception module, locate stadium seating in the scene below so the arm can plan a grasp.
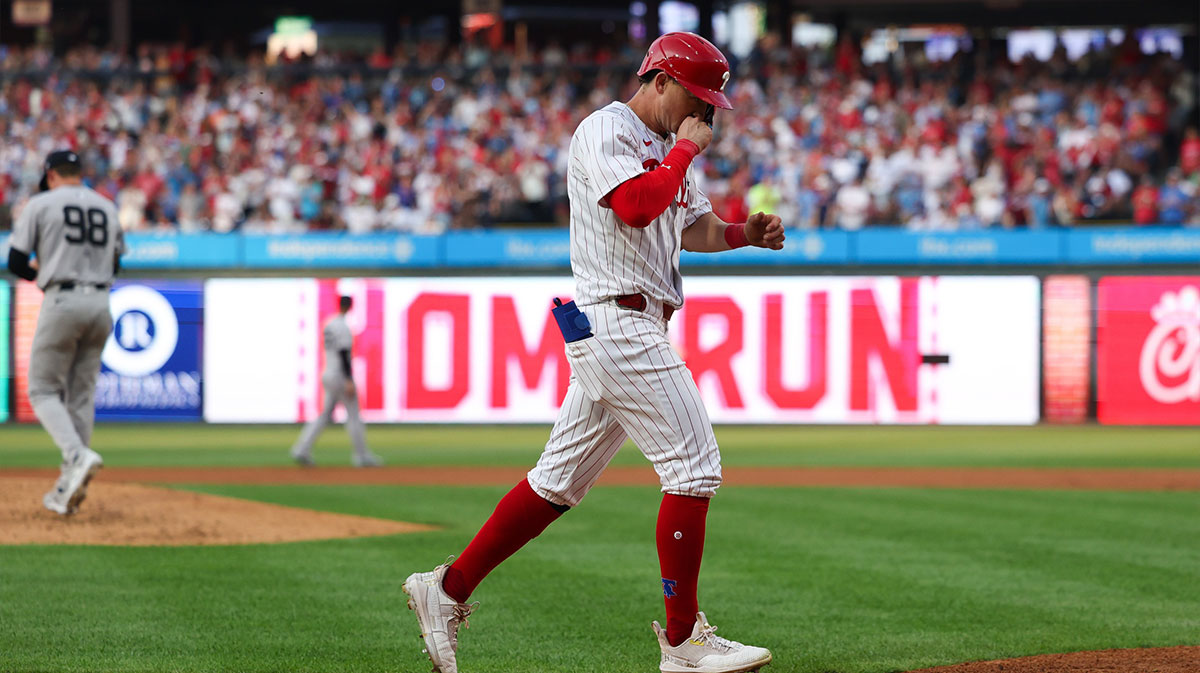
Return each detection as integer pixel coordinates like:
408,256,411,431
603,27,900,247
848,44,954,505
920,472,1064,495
1,38,1196,233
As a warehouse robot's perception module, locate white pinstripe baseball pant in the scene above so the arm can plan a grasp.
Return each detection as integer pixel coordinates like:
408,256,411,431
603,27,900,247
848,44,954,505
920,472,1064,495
527,301,722,507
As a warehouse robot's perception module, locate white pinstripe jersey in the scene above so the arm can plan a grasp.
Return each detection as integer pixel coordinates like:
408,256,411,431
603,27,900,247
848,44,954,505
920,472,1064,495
567,102,711,309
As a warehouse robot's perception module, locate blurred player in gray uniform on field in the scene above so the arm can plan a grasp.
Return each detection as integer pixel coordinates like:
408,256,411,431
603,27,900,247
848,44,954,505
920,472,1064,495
290,295,382,467
7,150,124,515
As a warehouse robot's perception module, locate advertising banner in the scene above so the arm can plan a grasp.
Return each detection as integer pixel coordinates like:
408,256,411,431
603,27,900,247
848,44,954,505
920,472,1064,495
13,283,41,423
443,231,571,267
855,230,1061,264
241,233,440,268
13,281,203,422
13,228,1200,270
1097,276,1200,425
204,276,1040,424
681,230,851,266
123,233,239,268
1067,229,1200,264
0,280,8,422
1042,276,1091,424
95,281,204,420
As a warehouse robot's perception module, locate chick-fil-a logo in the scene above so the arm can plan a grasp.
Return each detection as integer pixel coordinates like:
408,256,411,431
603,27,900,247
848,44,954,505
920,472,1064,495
1138,285,1200,404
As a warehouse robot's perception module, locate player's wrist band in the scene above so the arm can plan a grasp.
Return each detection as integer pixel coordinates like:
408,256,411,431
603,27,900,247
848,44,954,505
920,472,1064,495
724,223,749,249
674,138,700,159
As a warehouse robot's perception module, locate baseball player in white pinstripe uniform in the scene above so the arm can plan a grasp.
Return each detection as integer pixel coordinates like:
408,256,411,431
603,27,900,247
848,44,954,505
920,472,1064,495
403,33,784,673
7,150,124,516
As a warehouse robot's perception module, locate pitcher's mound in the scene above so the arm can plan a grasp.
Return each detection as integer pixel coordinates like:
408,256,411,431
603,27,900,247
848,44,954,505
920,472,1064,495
0,478,433,546
908,646,1200,672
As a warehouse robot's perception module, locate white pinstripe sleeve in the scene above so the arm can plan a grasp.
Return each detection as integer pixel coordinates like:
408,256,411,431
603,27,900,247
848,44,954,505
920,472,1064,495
684,180,713,226
579,114,647,206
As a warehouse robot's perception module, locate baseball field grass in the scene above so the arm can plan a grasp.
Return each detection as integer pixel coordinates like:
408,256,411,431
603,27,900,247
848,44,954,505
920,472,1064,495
2,424,1199,673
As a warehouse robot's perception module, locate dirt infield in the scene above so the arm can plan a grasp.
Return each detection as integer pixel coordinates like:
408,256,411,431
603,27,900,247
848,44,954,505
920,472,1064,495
909,646,1200,672
4,465,1199,490
0,477,432,546
3,466,1194,547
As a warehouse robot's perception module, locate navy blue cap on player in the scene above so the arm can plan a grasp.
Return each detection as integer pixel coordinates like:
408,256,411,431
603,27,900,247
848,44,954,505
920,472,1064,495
38,150,82,192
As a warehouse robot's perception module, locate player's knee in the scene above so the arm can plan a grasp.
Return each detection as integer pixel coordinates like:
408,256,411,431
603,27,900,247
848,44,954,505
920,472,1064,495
27,387,63,402
527,479,582,509
663,469,722,498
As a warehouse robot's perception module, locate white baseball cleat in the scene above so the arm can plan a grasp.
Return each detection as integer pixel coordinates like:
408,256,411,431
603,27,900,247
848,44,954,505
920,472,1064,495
402,559,478,673
652,611,772,673
43,448,103,516
42,473,72,515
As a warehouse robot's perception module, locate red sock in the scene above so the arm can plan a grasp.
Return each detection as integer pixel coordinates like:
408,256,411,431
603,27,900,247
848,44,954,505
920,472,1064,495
441,479,564,603
657,493,710,647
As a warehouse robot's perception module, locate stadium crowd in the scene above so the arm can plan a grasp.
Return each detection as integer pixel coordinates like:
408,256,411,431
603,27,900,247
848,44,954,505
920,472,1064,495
0,34,1197,234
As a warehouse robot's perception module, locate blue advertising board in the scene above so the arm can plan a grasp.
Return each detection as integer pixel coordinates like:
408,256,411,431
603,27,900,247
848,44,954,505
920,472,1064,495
442,230,572,267
855,230,1062,264
1064,228,1200,264
241,233,440,267
17,227,1200,270
95,280,203,421
122,233,240,268
682,230,851,266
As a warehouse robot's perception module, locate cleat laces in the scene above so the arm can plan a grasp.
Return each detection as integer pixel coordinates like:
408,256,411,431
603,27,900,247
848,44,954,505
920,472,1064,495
693,622,738,653
447,601,480,649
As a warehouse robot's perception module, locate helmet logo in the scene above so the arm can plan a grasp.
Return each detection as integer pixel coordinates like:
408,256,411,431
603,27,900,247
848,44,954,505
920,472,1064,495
720,71,730,91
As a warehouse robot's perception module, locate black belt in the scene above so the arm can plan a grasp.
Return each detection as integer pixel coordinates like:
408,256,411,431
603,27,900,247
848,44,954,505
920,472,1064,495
55,281,110,291
614,293,675,322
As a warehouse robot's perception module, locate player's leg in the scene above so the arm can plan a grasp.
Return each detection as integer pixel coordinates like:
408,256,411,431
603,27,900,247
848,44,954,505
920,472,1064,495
28,297,89,460
290,379,338,464
342,391,380,467
569,305,721,496
45,297,114,514
441,380,627,602
30,294,105,515
581,315,770,671
568,305,723,649
65,296,113,448
403,379,625,673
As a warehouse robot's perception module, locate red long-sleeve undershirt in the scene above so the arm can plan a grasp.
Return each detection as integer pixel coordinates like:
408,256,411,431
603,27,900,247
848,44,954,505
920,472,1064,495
606,139,700,228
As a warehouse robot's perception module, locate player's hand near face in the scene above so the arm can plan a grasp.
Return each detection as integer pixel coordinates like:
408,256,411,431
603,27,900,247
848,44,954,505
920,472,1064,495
677,114,712,153
746,211,785,250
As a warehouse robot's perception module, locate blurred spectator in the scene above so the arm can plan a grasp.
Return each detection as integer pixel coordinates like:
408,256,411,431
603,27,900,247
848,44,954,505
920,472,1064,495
833,176,870,230
747,174,782,220
1026,178,1054,229
1132,175,1159,225
1158,169,1191,225
0,36,1195,234
177,182,207,232
1053,183,1079,226
971,160,1008,227
1180,127,1200,177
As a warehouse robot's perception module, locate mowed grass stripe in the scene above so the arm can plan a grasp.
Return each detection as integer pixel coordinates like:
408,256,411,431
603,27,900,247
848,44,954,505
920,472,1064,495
3,484,1198,672
2,424,1200,468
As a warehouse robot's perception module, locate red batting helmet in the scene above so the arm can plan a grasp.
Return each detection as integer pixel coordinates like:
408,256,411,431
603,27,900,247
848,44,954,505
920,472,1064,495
638,32,733,110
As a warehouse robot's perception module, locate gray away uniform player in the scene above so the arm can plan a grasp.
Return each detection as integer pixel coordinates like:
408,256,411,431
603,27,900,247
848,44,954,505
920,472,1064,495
290,295,382,467
7,150,124,516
